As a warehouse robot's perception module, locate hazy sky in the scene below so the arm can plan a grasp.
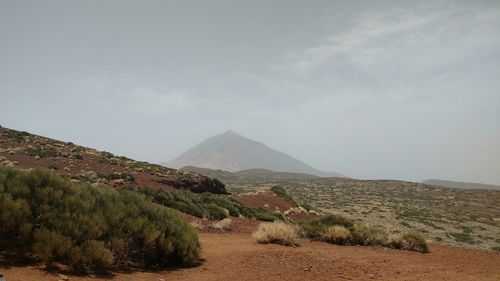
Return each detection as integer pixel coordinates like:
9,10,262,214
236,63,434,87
1,0,499,184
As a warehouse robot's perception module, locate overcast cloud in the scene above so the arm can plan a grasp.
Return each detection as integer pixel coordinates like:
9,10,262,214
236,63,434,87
1,0,499,184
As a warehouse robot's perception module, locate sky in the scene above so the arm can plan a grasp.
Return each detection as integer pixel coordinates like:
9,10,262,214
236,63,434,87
0,0,499,184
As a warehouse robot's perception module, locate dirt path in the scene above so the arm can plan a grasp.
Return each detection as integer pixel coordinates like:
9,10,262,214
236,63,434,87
1,229,500,281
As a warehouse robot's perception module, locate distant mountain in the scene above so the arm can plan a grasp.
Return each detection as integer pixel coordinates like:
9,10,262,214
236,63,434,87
423,179,500,190
164,130,345,177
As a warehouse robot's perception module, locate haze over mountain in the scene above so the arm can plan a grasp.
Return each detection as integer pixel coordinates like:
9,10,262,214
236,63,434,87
164,130,344,177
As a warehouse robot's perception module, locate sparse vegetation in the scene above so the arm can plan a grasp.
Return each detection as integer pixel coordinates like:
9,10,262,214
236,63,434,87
217,172,500,250
450,231,475,245
297,214,429,251
271,185,296,204
0,166,199,272
270,185,319,213
137,187,284,222
253,222,299,246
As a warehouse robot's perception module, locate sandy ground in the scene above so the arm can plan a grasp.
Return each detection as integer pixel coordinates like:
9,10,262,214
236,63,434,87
1,220,499,281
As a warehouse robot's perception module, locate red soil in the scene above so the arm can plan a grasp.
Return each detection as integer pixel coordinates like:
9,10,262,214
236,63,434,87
233,191,295,212
1,219,499,281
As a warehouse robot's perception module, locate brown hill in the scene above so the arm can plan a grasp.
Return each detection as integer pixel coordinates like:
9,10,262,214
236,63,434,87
0,127,226,194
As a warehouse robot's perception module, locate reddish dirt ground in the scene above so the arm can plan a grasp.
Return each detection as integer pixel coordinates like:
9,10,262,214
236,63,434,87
233,191,295,212
1,219,499,281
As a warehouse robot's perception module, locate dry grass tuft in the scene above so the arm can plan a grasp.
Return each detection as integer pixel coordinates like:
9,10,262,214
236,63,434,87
253,222,299,246
190,220,205,231
389,233,430,253
323,226,351,245
209,218,232,231
350,224,388,246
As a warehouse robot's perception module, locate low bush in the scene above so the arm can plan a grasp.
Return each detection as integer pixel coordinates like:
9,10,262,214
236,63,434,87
204,203,229,220
254,209,285,222
137,187,283,222
301,214,354,239
389,233,430,253
253,222,299,246
299,215,423,250
0,166,199,272
271,185,296,204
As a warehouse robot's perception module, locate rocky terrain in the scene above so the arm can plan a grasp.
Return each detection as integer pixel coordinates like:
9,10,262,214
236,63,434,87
190,167,500,251
0,127,226,194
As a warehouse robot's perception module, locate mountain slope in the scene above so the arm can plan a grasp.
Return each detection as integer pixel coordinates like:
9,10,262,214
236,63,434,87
0,126,227,194
181,166,319,183
164,130,344,177
423,179,500,190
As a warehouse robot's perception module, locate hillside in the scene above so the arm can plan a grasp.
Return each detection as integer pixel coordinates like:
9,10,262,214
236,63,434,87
0,127,227,194
423,179,500,190
202,169,500,251
164,130,345,177
181,166,319,183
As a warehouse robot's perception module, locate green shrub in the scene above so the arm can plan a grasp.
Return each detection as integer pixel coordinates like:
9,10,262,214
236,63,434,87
69,240,114,272
0,166,199,272
251,208,284,222
301,214,354,238
136,187,283,222
390,233,430,253
32,228,73,263
300,215,395,248
203,203,229,220
271,186,296,204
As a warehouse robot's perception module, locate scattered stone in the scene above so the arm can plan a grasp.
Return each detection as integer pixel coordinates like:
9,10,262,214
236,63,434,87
112,179,125,185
